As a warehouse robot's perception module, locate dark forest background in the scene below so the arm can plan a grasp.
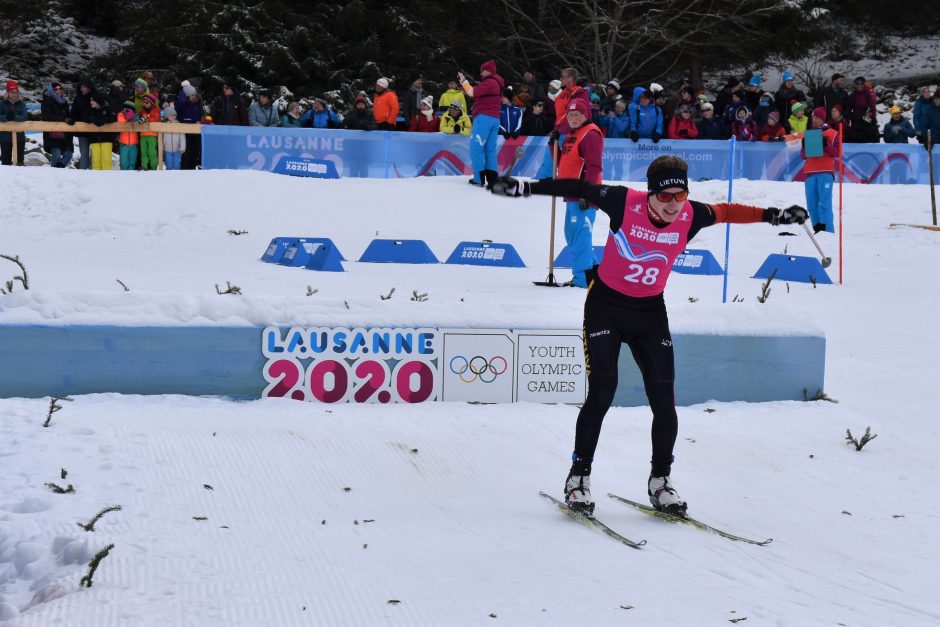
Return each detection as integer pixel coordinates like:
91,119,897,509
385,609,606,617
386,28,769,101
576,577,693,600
1,0,938,104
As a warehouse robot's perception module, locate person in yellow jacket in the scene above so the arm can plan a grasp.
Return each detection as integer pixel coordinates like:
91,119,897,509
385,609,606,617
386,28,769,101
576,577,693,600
439,101,472,136
438,80,467,115
116,101,140,170
139,93,161,170
788,101,808,134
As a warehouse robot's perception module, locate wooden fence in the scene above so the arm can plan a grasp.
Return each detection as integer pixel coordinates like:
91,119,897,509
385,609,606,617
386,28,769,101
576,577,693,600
0,121,203,168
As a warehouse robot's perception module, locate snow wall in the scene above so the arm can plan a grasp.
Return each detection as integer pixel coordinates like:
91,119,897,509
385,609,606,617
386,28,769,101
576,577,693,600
0,320,825,405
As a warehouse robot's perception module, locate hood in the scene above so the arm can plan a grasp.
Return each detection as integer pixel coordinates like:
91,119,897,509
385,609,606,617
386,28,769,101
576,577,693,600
632,86,646,102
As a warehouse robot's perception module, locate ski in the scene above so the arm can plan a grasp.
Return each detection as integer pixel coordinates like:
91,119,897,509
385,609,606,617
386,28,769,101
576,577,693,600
539,492,646,549
607,493,772,546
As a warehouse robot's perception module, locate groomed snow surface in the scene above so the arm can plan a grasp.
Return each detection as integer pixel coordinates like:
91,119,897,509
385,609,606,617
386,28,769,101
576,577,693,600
1,169,939,625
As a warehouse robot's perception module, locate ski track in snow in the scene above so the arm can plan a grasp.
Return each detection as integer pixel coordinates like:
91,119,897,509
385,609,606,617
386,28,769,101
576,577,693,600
0,168,938,625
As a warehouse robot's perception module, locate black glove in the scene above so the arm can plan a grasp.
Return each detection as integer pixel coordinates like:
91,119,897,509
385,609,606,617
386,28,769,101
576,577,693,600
548,129,560,145
454,124,463,133
489,175,529,197
822,137,828,147
94,117,106,127
510,131,519,139
578,199,589,210
630,131,639,142
65,118,74,125
768,205,809,225
499,130,509,138
652,132,661,143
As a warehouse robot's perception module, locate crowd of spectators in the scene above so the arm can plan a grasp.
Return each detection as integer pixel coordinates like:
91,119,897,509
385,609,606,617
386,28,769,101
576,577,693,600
2,68,940,168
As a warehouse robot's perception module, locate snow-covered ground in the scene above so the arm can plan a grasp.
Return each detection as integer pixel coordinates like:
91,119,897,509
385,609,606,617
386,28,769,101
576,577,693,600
1,169,939,625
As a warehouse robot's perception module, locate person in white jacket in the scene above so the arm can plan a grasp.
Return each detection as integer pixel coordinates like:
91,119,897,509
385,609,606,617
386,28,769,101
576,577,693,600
162,106,186,170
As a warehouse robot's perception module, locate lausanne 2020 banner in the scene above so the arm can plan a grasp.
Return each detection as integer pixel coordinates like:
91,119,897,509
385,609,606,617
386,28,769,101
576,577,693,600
202,126,933,185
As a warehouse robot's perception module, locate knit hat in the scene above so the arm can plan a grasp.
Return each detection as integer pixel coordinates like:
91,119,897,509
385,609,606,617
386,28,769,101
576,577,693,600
650,82,664,94
889,105,901,115
607,79,620,91
143,93,157,106
5,80,18,92
447,100,462,111
134,78,148,89
123,100,135,109
781,71,794,82
567,97,591,118
182,83,196,97
111,80,124,88
590,92,600,103
549,79,561,91
420,95,434,109
480,59,497,74
791,101,805,114
376,77,389,89
735,104,750,118
811,106,826,121
831,73,844,82
163,106,177,120
701,102,714,111
748,75,761,87
768,111,780,123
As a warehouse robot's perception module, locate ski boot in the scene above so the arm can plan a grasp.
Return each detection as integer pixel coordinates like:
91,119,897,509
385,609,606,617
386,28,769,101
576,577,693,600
648,474,687,517
564,461,594,514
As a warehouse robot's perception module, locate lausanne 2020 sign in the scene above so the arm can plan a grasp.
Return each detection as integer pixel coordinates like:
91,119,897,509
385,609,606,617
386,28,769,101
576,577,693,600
261,326,587,405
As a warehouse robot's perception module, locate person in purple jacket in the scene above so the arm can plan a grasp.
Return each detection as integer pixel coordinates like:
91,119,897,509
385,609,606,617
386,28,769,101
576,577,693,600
458,59,505,187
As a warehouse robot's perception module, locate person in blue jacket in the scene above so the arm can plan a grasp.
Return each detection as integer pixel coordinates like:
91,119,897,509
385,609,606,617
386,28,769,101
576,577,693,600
913,86,934,145
302,98,342,129
499,90,523,138
924,90,940,148
882,106,915,144
628,86,663,142
600,99,630,138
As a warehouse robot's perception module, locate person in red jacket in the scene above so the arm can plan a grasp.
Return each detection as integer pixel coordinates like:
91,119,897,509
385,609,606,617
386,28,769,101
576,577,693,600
667,105,699,139
844,76,876,127
534,67,591,179
408,96,440,132
489,156,808,516
758,111,787,142
458,59,504,187
556,97,604,287
801,107,839,233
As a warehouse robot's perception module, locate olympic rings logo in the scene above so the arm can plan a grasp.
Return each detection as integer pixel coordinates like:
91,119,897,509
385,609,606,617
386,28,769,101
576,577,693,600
449,355,508,383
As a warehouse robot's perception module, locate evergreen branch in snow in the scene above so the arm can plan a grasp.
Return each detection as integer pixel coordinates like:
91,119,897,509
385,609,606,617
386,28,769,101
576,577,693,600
215,282,242,295
79,543,115,588
43,396,73,427
845,427,877,451
757,268,777,303
410,291,429,302
45,482,75,494
227,229,249,236
803,388,838,403
380,287,396,300
116,279,130,291
77,505,123,532
306,286,318,296
0,253,29,292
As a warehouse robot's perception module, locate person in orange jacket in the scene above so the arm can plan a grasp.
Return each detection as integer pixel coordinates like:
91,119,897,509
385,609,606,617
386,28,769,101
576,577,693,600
373,78,399,131
117,101,140,170
139,93,161,170
801,107,839,233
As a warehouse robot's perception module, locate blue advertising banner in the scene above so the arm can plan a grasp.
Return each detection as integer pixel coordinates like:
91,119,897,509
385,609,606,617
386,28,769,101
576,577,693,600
201,126,936,185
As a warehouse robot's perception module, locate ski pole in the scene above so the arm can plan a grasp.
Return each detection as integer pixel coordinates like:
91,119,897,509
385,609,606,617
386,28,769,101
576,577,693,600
929,130,937,226
802,223,832,268
534,141,561,287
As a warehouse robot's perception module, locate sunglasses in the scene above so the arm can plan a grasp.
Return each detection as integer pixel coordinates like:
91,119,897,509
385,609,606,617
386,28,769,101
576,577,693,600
653,190,688,202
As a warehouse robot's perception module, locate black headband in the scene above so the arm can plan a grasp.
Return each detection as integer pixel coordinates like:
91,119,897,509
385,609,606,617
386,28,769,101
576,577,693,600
648,168,689,193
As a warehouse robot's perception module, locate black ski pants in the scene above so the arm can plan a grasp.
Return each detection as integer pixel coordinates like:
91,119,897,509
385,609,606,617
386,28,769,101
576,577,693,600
575,294,678,474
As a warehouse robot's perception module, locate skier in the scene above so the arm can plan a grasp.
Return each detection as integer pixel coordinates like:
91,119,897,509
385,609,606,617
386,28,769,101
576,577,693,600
489,156,808,516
